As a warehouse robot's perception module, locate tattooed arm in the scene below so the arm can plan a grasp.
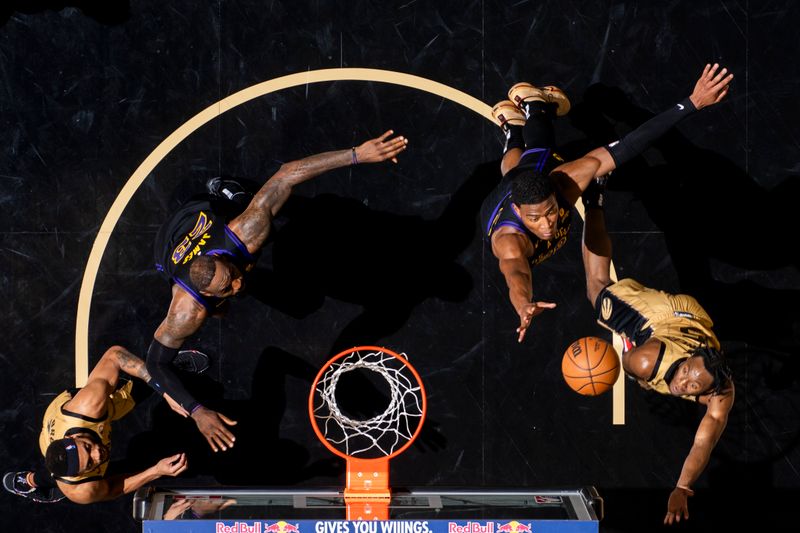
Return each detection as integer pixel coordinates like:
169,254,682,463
62,345,148,418
228,130,408,253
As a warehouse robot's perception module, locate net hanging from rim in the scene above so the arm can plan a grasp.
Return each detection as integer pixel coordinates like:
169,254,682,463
310,346,426,460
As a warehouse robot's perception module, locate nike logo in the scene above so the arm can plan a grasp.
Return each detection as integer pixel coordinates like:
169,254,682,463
677,103,685,110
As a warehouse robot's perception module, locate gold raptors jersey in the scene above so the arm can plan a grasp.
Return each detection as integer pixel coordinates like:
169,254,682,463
596,278,720,400
38,381,135,483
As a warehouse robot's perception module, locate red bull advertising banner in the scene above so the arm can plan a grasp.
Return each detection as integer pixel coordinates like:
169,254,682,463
142,519,597,533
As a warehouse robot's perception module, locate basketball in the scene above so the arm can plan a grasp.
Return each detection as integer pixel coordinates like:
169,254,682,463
562,336,620,396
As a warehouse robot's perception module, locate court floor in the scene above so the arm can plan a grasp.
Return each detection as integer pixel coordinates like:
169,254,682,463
2,2,799,532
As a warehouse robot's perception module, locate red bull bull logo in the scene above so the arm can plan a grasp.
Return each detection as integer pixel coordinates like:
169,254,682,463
264,522,301,533
495,521,532,533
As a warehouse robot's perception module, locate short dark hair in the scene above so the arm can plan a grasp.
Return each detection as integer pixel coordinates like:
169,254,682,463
510,168,554,205
45,438,80,477
693,346,733,395
189,255,218,291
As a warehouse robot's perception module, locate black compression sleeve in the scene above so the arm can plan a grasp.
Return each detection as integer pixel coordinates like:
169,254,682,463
146,339,200,413
32,467,57,490
605,97,697,167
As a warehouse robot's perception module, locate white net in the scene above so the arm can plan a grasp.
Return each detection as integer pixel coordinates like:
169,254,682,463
311,348,425,459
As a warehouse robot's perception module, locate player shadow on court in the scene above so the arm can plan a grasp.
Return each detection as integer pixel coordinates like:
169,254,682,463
123,345,446,486
565,84,800,497
1,1,131,27
568,83,800,366
122,347,341,486
244,160,501,355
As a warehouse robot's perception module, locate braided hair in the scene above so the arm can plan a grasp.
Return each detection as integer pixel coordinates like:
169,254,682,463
692,346,733,395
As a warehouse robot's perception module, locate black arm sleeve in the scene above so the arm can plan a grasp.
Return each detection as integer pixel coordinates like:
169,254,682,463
146,339,200,413
605,97,697,168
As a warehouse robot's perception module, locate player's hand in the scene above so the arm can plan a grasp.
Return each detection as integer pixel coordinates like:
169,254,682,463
355,130,409,164
163,498,194,520
189,498,238,517
516,300,557,342
689,63,733,110
664,486,693,525
191,406,237,452
163,393,190,418
155,452,189,477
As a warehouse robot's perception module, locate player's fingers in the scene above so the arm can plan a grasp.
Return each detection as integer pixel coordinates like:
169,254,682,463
212,435,228,452
517,320,530,341
377,129,394,142
215,429,236,449
218,413,238,426
702,63,711,77
384,143,407,159
383,138,408,155
715,86,730,103
536,302,557,309
177,499,193,510
712,67,729,83
171,456,188,474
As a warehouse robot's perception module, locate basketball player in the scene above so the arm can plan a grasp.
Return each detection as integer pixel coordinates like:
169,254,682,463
148,131,409,453
581,197,734,525
483,63,733,342
3,346,190,504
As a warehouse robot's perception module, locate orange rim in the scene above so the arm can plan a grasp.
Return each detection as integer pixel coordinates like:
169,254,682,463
308,345,427,462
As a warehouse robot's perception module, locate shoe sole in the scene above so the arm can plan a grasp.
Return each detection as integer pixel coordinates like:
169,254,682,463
509,82,571,116
174,350,210,374
492,100,526,127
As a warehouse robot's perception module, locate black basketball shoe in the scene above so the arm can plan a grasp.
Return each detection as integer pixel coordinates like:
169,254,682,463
3,472,64,503
173,349,210,374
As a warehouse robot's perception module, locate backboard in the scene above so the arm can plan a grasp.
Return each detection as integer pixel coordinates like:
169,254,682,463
134,486,602,532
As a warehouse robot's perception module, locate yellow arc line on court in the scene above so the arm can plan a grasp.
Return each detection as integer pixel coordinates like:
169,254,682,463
75,67,624,424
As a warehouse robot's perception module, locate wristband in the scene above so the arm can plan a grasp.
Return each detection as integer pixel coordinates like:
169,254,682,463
351,147,359,165
190,403,203,415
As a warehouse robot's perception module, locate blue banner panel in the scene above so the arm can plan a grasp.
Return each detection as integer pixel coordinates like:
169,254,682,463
143,520,597,533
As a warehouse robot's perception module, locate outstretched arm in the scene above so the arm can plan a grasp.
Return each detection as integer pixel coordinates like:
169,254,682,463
64,346,150,418
147,287,209,412
148,288,238,451
555,63,734,203
229,130,408,253
493,232,557,342
664,385,735,525
57,453,188,504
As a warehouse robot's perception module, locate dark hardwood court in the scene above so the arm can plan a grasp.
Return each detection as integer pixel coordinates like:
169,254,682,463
2,1,799,531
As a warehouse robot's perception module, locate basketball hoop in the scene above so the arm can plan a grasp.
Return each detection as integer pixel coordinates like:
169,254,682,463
308,346,427,520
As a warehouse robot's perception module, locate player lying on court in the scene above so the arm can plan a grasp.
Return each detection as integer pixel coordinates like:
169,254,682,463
148,131,408,453
580,195,734,525
3,346,191,504
483,63,733,342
